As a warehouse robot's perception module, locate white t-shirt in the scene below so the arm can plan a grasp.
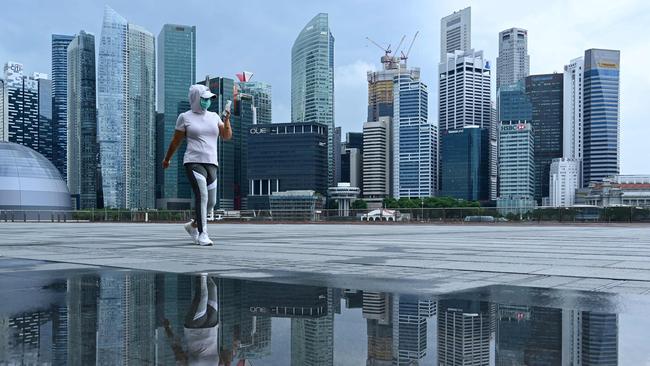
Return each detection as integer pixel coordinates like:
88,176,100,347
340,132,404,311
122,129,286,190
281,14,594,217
184,325,220,365
175,110,224,166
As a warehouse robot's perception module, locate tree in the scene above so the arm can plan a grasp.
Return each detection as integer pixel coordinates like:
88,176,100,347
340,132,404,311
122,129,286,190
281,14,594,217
351,200,368,210
383,197,399,209
398,197,418,208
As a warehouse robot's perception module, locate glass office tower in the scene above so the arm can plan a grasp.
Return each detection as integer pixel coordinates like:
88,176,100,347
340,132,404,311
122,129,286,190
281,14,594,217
291,13,335,187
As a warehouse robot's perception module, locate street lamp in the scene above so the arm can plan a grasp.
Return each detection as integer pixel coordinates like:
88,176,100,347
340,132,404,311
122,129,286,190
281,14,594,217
421,198,424,221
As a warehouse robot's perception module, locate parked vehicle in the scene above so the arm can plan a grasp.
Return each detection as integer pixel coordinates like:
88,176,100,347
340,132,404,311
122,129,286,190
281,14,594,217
463,215,495,222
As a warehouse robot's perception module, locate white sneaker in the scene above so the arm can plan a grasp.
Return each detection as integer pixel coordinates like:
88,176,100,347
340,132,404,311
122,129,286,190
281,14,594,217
184,221,199,244
197,232,213,246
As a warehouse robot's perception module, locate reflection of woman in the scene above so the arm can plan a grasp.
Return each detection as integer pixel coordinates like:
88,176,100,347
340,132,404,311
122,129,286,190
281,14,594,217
164,274,220,365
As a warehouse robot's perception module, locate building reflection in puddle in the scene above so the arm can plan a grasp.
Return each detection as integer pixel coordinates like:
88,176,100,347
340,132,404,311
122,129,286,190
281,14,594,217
0,271,622,365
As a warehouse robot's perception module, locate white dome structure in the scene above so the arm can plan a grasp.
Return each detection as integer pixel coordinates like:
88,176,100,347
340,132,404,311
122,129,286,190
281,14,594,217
0,142,71,213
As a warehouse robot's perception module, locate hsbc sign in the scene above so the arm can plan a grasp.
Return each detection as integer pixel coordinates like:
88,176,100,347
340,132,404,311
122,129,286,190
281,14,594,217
502,123,530,132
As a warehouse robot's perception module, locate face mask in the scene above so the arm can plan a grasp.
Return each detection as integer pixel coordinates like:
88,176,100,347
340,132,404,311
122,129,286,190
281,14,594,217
200,98,211,110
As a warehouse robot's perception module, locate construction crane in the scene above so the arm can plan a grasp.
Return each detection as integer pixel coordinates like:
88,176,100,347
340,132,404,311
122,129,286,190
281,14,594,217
366,36,391,56
393,35,407,59
366,36,401,69
400,31,420,66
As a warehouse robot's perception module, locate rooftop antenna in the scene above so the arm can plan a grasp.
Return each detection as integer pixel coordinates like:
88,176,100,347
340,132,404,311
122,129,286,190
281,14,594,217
400,31,420,66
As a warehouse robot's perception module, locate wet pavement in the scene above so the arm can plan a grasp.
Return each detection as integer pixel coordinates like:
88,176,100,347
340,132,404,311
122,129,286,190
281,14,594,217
2,223,650,295
1,257,649,365
2,223,650,364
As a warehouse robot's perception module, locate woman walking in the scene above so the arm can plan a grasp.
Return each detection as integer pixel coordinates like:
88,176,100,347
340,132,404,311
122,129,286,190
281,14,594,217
163,84,232,246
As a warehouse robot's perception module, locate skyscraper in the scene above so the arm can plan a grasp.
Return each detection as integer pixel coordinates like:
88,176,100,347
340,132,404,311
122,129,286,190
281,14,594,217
525,73,563,203
581,312,618,365
498,121,535,213
563,57,584,163
238,80,272,125
51,34,75,181
583,49,620,185
438,300,491,366
247,122,328,210
496,28,529,89
393,70,437,198
365,54,399,202
37,76,53,162
439,50,492,134
363,117,391,207
4,63,37,149
156,24,196,209
393,295,435,365
440,7,471,62
440,126,490,201
367,55,405,123
498,81,532,122
3,63,52,157
291,290,334,366
439,50,492,198
97,6,156,208
67,31,98,209
291,13,335,187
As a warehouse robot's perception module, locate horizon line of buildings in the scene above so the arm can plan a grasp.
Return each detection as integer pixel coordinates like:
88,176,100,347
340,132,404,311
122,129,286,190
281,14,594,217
0,5,643,214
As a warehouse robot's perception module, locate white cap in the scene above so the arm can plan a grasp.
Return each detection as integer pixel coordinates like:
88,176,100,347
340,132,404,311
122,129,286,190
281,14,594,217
199,85,216,99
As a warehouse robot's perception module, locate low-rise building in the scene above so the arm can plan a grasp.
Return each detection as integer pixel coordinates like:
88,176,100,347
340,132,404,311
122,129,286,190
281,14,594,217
575,175,650,207
269,190,323,221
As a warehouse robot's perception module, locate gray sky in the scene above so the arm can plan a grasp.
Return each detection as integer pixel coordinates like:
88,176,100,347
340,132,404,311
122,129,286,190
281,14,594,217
1,0,648,174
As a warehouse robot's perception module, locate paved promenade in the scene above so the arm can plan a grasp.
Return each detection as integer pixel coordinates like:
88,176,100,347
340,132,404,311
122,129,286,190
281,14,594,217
1,223,650,295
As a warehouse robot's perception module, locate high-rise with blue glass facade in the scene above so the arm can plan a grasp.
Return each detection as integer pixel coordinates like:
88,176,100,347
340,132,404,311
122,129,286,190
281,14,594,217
498,81,532,122
98,6,156,209
156,24,196,209
51,34,74,181
498,121,535,213
393,70,437,198
291,13,335,188
440,126,490,201
67,31,98,209
583,49,620,185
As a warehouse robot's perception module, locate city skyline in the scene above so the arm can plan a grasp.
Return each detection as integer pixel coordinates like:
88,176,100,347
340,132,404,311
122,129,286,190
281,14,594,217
0,0,646,174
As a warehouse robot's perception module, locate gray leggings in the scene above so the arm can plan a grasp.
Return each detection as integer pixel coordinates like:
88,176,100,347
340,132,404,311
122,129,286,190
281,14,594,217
184,275,218,328
185,163,217,234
